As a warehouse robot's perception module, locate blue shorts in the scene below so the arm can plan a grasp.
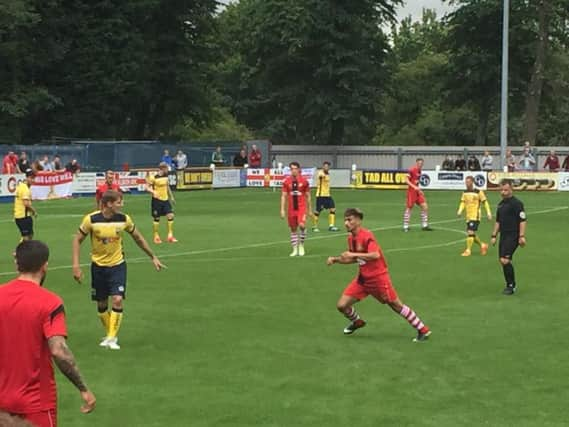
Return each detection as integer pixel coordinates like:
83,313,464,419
15,217,34,237
91,262,127,301
151,198,172,218
315,197,335,213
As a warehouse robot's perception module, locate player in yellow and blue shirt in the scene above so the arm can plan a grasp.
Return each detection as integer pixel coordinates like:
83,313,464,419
147,162,177,243
457,176,492,257
311,161,339,232
72,190,165,350
13,169,37,241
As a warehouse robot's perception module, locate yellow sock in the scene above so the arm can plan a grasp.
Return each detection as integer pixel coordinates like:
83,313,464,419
153,221,160,237
329,213,335,227
466,236,474,250
473,235,482,246
108,310,123,339
167,219,174,236
312,214,319,227
98,311,110,334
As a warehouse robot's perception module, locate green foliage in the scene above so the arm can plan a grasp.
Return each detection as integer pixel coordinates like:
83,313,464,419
170,107,253,141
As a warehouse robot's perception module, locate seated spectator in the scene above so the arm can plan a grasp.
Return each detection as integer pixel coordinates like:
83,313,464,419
505,149,516,172
518,147,536,171
249,144,262,168
175,150,188,170
211,146,225,167
467,154,481,171
441,155,454,171
32,159,43,172
542,150,560,171
454,154,466,171
39,155,53,171
65,158,80,175
52,155,63,171
18,152,30,173
2,151,18,174
233,149,248,167
481,150,493,171
161,149,174,170
563,154,569,171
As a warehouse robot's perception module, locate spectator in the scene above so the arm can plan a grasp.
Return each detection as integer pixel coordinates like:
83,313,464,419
65,159,81,175
39,155,53,171
211,146,225,167
481,150,493,171
562,153,569,171
518,147,536,171
441,155,454,171
505,149,516,172
161,149,174,170
53,155,63,171
454,154,467,171
2,151,18,174
31,160,43,172
249,144,262,168
18,152,30,173
233,149,248,167
467,154,481,171
175,150,188,170
542,150,560,171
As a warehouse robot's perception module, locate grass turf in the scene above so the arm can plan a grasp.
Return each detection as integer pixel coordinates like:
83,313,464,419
1,188,568,427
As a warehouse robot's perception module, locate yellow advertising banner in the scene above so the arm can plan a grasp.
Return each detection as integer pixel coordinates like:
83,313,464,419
353,170,408,189
487,171,558,191
176,168,213,190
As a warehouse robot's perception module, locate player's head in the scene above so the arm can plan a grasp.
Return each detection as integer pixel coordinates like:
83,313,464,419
159,162,169,174
101,190,123,212
465,176,474,190
24,168,35,185
322,161,331,173
15,240,49,286
289,162,300,176
500,180,514,198
105,170,114,184
416,158,424,168
344,208,364,232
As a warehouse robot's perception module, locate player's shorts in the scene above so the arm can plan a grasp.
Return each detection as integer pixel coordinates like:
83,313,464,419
315,196,335,213
151,198,172,218
18,409,57,427
288,211,307,228
91,262,127,301
342,274,398,304
466,220,480,232
406,189,426,208
499,233,519,260
15,216,34,237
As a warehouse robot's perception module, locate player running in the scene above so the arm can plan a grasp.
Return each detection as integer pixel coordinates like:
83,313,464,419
281,162,311,257
147,162,177,243
311,161,339,232
14,169,37,242
403,158,432,232
327,208,431,342
95,170,121,208
457,176,492,256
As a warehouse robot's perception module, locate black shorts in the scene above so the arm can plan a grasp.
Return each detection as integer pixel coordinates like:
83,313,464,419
499,233,519,260
151,198,172,218
15,217,34,237
91,262,127,301
466,220,480,232
315,197,335,213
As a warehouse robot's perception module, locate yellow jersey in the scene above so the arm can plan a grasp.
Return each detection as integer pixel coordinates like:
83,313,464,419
315,170,331,197
458,189,491,222
79,211,135,267
147,173,169,201
14,182,32,219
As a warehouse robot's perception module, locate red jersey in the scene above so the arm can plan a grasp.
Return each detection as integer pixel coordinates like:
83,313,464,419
348,228,388,279
282,175,310,213
95,182,121,202
2,155,16,174
249,150,262,167
0,279,67,414
407,165,421,189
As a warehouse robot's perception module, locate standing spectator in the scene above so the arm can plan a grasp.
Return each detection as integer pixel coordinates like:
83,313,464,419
2,151,18,174
542,150,560,171
249,144,262,168
160,150,174,170
0,240,96,426
39,155,53,171
454,154,467,171
505,149,516,172
562,153,569,171
18,152,30,173
53,155,63,171
233,149,248,167
518,147,536,171
65,159,81,175
175,150,188,170
481,150,493,171
467,154,481,171
441,155,454,171
211,146,225,167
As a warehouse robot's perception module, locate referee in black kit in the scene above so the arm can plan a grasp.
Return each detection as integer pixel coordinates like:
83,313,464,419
490,180,527,295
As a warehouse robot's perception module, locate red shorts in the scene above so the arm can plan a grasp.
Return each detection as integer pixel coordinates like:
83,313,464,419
342,274,398,304
406,189,426,208
18,409,57,427
288,211,307,228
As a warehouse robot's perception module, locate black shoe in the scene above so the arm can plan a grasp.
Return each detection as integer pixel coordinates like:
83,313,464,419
343,319,366,335
502,286,516,295
413,330,432,342
422,226,434,231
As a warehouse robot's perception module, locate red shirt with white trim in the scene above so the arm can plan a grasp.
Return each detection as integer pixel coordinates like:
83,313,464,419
348,228,388,278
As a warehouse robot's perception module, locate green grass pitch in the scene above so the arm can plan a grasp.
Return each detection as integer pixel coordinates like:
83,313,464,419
1,188,568,427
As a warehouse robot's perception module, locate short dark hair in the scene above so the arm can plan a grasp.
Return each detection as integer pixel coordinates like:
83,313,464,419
323,161,331,166
24,168,35,177
15,240,49,273
416,157,424,162
101,190,122,206
500,179,513,187
289,161,300,168
344,208,364,220
465,176,474,182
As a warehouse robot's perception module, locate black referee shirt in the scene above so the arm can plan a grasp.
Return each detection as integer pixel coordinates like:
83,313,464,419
496,196,526,234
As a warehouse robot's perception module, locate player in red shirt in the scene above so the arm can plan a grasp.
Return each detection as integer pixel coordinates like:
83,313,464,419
0,241,96,427
327,208,431,341
403,158,432,232
95,170,121,207
280,162,312,256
